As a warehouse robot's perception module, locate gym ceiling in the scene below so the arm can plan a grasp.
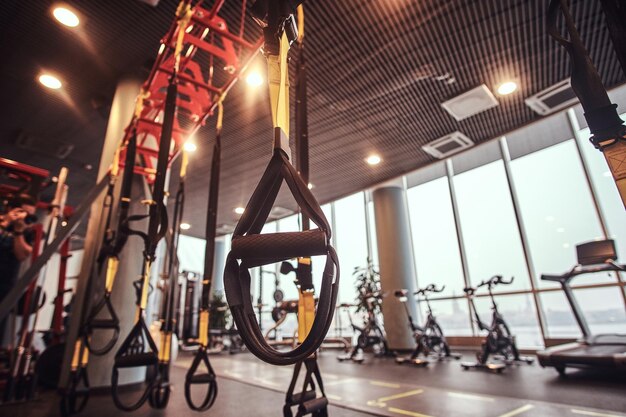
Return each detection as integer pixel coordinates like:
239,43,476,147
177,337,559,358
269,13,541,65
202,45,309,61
0,0,623,239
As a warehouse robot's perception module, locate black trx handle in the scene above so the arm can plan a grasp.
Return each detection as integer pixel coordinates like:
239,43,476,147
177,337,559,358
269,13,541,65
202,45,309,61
223,149,340,366
547,0,626,148
111,77,175,411
184,102,222,411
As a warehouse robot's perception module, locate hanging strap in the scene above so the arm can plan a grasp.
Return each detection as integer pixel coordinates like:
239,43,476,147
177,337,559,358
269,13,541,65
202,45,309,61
111,24,180,408
547,0,626,206
86,133,138,355
184,99,223,411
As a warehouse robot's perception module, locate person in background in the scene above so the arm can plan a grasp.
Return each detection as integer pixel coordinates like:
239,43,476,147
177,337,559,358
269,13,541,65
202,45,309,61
0,194,38,343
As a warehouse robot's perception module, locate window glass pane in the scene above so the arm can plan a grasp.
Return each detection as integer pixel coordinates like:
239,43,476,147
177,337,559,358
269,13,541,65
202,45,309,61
407,177,465,298
540,291,580,339
178,235,206,273
578,122,626,263
574,287,626,335
473,293,543,348
418,299,472,336
334,193,369,303
454,160,531,291
367,200,378,266
510,140,606,288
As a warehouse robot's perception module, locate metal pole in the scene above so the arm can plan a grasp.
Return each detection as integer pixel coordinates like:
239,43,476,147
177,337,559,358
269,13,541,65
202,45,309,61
499,137,549,344
445,159,476,337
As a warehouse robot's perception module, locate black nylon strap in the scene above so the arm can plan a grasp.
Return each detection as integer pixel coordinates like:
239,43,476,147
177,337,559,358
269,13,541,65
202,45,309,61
547,0,625,140
224,149,339,366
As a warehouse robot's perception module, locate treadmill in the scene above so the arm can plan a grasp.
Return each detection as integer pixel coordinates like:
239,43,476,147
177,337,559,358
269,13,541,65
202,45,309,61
537,239,626,375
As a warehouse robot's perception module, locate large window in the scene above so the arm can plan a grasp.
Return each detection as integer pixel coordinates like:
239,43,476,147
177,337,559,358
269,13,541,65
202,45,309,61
510,140,607,288
454,160,531,292
334,193,370,304
407,176,465,298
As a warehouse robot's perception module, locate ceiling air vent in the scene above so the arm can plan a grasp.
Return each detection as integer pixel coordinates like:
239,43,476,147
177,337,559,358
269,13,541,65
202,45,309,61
422,131,474,159
525,78,579,116
268,206,294,220
15,131,74,159
441,84,499,121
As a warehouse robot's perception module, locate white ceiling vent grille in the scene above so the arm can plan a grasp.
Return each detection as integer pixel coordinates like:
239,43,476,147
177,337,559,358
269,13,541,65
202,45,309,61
525,78,579,116
441,84,499,121
422,131,474,159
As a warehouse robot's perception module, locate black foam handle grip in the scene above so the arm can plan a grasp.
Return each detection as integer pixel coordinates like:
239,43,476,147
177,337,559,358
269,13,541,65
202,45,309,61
114,352,158,368
301,397,329,414
231,229,327,260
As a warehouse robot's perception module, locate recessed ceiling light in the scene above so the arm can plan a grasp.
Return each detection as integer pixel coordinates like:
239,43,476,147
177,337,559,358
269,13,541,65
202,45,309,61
39,74,62,90
246,71,263,87
366,154,381,165
52,6,80,28
183,142,197,152
180,222,191,230
307,183,314,189
496,81,518,96
234,207,245,214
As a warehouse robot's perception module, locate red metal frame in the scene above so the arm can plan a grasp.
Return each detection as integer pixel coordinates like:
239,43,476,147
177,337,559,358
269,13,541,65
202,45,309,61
118,0,263,181
0,158,49,199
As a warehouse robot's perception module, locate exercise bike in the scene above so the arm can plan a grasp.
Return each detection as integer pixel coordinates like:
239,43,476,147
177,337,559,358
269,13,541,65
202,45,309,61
394,284,460,366
337,294,390,363
461,276,533,372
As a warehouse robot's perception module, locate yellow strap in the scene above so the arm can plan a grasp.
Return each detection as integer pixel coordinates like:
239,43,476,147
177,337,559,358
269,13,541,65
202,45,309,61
198,309,209,347
133,89,149,119
297,5,305,44
180,148,189,179
298,290,315,343
174,2,193,72
267,32,291,137
139,260,152,311
80,343,89,367
159,330,172,362
111,145,121,178
105,257,119,293
70,339,82,370
216,99,224,133
600,141,626,207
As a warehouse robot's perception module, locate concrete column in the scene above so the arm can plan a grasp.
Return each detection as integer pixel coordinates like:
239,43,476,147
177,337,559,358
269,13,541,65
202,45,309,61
211,239,226,294
372,179,419,350
60,79,143,388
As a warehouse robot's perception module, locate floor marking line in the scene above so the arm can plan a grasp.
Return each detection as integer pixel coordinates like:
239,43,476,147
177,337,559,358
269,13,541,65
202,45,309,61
377,389,425,404
572,409,626,417
498,404,535,417
326,394,342,401
388,406,434,417
370,380,402,388
324,378,356,386
447,391,495,402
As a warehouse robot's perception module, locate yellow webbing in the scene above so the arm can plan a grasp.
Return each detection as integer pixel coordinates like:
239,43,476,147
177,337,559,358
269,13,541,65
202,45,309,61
216,99,224,133
80,342,89,367
139,260,152,312
111,146,121,178
297,5,305,44
180,148,189,179
268,33,291,138
198,309,209,347
105,257,119,293
297,257,315,343
600,141,626,207
70,339,82,370
175,2,193,73
159,331,172,362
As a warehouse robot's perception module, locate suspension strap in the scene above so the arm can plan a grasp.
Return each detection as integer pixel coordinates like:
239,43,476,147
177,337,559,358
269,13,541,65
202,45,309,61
184,98,223,411
224,1,339,366
111,4,183,403
86,132,138,355
547,0,626,206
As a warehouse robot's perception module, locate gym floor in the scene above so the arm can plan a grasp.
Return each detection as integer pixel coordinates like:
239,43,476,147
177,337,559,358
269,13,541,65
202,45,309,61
6,351,624,417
